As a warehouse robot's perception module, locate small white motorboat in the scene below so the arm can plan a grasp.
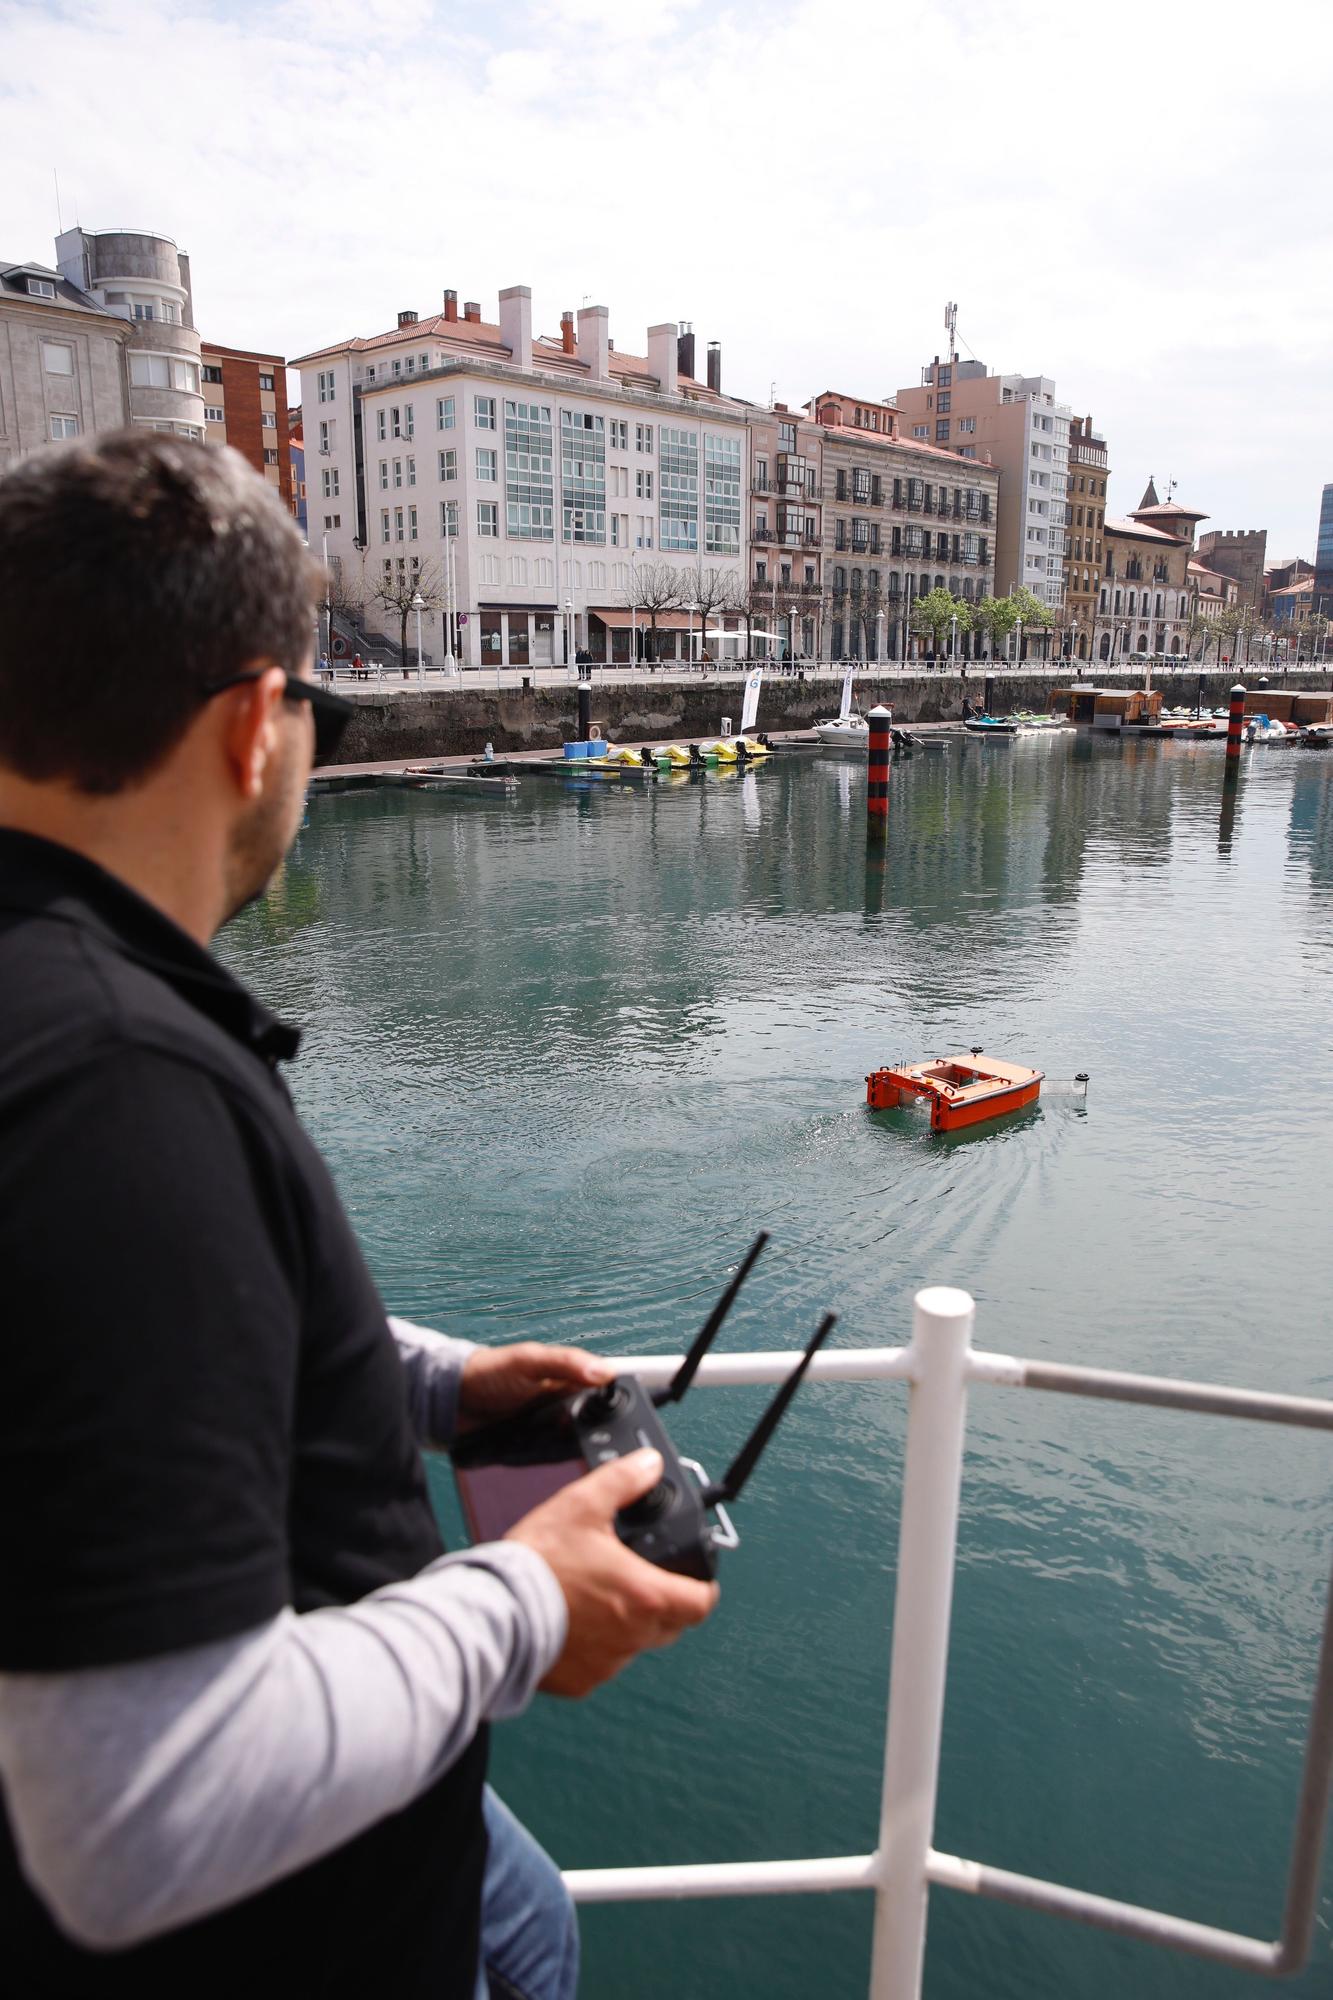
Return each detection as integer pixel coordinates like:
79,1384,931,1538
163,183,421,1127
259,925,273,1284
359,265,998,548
815,665,887,748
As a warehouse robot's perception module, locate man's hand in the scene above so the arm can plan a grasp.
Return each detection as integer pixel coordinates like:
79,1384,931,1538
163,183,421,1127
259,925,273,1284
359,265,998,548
507,1449,719,1697
456,1342,615,1433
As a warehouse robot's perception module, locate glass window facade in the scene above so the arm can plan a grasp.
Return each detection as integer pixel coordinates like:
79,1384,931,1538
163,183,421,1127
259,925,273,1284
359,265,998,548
560,410,606,544
704,433,741,555
504,401,554,541
660,428,699,552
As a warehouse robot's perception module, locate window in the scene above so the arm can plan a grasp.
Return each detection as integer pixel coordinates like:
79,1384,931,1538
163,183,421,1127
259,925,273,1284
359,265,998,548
561,409,605,544
755,560,767,583
477,501,499,537
935,420,949,443
636,423,653,453
379,460,389,490
394,507,405,542
438,448,457,481
392,359,402,379
406,456,416,487
937,364,952,388
42,342,74,376
957,417,975,434
636,469,653,500
128,353,200,394
49,414,79,439
409,506,418,541
258,372,274,392
321,468,339,498
937,392,951,414
476,447,497,481
779,420,797,452
610,514,628,547
610,419,628,450
204,405,225,423
323,514,341,529
403,358,414,376
317,370,335,403
912,424,928,440
635,516,653,549
319,419,333,452
27,277,56,298
262,447,277,465
475,395,497,430
437,396,455,430
505,400,554,541
203,364,224,384
261,411,277,428
419,354,429,372
391,404,414,440
393,458,403,489
377,410,387,442
440,499,459,536
381,509,391,544
660,427,699,551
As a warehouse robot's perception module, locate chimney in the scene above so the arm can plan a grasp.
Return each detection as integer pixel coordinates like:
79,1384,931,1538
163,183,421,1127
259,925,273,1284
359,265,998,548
463,301,482,323
707,340,721,393
443,289,458,322
560,310,576,356
677,321,695,380
397,309,418,327
648,323,677,398
499,285,532,371
576,305,609,380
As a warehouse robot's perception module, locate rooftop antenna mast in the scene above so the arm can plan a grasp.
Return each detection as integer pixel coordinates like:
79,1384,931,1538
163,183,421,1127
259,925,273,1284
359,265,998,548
944,300,958,363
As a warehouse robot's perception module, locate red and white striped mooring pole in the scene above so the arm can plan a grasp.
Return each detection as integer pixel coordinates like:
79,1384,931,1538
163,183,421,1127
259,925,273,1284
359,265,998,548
1225,682,1246,761
867,705,892,839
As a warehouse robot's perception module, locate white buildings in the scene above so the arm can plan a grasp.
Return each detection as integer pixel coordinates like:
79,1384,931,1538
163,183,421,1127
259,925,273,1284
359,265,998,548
894,358,1072,615
55,228,205,440
293,288,750,668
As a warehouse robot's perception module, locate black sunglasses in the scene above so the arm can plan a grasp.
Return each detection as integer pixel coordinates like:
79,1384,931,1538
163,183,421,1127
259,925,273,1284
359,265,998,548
202,670,356,765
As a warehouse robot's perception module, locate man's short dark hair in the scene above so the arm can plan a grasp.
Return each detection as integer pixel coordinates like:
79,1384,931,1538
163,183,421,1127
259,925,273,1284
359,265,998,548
0,432,324,794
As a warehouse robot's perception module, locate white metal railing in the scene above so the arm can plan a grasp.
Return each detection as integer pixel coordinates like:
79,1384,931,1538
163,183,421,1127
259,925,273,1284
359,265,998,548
564,1290,1333,1996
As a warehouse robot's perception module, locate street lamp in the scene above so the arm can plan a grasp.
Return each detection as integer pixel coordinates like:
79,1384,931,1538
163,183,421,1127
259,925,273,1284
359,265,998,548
411,591,425,685
443,513,457,676
949,611,957,667
322,529,332,665
564,596,573,677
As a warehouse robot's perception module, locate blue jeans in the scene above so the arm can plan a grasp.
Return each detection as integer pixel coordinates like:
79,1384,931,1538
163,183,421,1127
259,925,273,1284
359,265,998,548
475,1787,579,2000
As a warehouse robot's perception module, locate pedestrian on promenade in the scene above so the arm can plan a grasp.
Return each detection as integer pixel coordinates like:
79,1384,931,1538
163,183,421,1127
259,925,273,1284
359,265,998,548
318,651,333,683
0,434,716,2000
352,650,367,681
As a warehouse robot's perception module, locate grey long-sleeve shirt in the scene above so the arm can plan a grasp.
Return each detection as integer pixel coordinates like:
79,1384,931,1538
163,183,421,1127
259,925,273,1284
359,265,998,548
0,1320,566,1952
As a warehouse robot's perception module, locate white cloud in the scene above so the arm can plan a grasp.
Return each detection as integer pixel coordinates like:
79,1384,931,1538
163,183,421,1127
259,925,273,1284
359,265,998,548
2,0,1330,554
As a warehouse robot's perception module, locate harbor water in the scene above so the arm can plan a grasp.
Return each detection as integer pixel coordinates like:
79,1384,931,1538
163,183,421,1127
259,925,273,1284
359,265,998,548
223,737,1333,1998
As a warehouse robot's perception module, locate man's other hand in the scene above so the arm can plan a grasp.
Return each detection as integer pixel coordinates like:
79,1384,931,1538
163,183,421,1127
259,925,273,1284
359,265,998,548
507,1450,719,1697
456,1342,615,1432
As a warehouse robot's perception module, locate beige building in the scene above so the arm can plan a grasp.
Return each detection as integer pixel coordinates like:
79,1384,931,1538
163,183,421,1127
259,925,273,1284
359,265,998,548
0,259,129,468
1095,482,1205,661
808,391,999,661
55,227,205,440
893,355,1070,614
746,401,823,656
1061,416,1109,661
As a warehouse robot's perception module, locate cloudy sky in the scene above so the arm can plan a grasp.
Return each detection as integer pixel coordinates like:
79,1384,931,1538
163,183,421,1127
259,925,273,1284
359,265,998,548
4,0,1330,558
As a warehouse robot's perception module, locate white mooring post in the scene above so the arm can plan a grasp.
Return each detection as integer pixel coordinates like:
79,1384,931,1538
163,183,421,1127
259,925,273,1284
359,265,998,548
869,1286,975,2000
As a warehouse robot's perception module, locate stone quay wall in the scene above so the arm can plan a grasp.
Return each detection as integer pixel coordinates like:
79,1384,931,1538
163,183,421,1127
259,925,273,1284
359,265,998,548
329,668,1333,766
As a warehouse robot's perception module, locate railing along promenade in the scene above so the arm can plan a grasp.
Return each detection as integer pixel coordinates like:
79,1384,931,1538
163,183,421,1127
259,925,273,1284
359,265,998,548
564,1290,1333,1997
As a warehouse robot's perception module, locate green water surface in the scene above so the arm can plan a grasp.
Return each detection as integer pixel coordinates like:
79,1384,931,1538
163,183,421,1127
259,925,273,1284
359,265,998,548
223,737,1333,1998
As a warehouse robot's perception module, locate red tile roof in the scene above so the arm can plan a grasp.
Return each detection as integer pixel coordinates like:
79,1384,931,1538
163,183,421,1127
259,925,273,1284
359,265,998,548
1104,516,1182,543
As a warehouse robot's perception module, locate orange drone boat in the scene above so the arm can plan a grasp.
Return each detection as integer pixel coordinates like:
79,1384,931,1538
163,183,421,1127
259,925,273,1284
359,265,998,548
866,1051,1043,1133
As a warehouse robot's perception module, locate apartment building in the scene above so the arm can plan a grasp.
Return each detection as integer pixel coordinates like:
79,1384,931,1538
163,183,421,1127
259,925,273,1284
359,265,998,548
201,343,292,509
1061,416,1109,660
1194,526,1267,610
293,288,749,667
893,356,1071,612
0,259,129,468
747,402,823,656
288,409,307,534
1094,482,1206,660
808,391,999,660
55,227,205,439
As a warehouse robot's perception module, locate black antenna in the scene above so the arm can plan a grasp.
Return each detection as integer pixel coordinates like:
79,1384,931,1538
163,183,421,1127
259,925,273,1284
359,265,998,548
702,1311,836,1505
653,1231,769,1408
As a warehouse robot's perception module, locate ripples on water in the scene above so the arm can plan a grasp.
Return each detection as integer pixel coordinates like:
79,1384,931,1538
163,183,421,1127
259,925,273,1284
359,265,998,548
226,739,1333,1998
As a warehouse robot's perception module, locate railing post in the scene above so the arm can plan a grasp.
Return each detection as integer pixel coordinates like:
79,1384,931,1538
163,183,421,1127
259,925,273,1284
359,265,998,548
869,1286,975,2000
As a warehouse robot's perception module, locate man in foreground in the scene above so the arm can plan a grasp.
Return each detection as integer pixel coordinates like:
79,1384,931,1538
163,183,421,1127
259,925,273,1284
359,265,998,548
0,434,717,1998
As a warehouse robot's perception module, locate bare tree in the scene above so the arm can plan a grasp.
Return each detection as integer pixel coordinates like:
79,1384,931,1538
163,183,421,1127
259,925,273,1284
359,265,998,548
373,560,446,672
621,559,682,663
677,561,743,662
327,548,371,654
